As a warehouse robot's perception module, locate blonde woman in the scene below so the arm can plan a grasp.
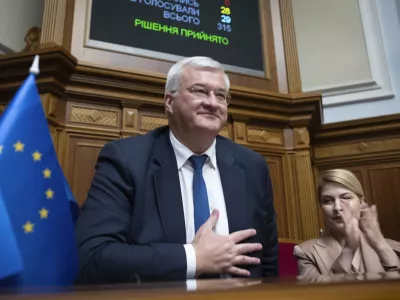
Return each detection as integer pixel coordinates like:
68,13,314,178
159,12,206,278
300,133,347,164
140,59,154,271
294,169,400,278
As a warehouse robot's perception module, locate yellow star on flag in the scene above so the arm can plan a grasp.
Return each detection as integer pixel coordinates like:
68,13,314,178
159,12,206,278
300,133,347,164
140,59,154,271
45,188,54,199
13,141,24,152
39,208,49,219
0,145,3,154
43,168,52,179
32,151,42,161
23,221,34,233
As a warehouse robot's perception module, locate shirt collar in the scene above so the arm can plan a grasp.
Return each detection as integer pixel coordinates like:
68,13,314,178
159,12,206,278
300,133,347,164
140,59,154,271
169,130,217,170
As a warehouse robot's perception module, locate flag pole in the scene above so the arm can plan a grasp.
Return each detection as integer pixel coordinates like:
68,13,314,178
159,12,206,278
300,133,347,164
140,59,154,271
29,55,40,75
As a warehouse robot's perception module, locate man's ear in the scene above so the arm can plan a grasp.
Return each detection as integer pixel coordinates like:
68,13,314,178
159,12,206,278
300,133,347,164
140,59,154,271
165,93,173,114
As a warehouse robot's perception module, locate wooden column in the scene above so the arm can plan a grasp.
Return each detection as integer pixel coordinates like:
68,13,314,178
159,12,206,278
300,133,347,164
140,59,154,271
279,0,302,93
283,126,319,240
294,151,319,239
40,0,75,50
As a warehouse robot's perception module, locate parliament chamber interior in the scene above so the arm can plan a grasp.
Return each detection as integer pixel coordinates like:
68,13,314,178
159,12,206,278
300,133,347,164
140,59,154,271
0,0,400,299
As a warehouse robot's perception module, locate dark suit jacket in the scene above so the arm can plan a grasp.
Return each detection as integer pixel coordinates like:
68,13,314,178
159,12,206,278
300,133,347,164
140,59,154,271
76,126,278,283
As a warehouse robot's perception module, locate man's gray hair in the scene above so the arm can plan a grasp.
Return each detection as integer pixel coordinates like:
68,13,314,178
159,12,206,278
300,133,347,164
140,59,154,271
165,56,230,93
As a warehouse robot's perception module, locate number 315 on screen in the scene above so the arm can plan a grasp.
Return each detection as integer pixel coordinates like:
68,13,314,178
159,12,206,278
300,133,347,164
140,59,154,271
217,23,231,32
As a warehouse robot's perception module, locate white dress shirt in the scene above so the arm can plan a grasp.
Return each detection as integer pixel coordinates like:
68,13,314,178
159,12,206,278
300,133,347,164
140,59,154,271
169,131,230,279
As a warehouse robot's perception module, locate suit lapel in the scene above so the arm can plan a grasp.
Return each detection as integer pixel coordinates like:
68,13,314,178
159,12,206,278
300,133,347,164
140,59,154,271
314,234,385,273
314,236,341,272
153,128,186,243
216,138,249,234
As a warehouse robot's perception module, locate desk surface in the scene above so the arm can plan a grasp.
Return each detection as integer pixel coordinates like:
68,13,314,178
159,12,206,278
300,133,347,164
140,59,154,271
1,275,400,300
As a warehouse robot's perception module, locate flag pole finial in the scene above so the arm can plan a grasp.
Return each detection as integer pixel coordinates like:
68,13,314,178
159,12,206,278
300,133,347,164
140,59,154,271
29,55,40,75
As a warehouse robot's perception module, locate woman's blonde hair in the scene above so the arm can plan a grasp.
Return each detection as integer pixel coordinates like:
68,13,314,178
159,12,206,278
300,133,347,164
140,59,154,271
318,169,365,202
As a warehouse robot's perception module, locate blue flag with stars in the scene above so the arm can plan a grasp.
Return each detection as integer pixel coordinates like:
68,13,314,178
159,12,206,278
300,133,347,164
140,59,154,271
0,57,79,287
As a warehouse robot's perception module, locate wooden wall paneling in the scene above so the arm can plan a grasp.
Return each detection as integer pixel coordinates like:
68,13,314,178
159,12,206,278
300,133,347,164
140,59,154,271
228,115,320,240
40,93,68,126
348,167,372,201
219,123,233,139
49,124,59,152
247,126,284,147
312,115,400,168
64,130,120,206
266,155,289,238
242,122,319,240
48,123,67,164
368,164,400,241
40,91,72,168
283,153,302,240
314,137,400,166
55,127,68,165
122,107,139,138
64,100,122,205
311,165,326,235
67,101,121,130
138,110,169,133
238,121,292,239
233,119,248,144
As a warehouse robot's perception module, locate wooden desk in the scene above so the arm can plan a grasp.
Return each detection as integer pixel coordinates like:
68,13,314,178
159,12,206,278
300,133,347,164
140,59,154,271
1,275,400,300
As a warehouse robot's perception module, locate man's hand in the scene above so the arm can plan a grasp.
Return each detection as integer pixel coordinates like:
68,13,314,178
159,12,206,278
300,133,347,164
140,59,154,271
192,209,262,277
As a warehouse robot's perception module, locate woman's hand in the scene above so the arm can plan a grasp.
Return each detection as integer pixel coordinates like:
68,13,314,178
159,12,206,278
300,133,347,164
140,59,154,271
359,203,399,268
340,201,361,252
359,203,385,247
332,201,361,273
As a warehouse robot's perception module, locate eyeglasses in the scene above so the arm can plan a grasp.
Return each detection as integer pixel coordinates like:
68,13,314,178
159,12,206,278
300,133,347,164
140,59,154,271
172,85,231,105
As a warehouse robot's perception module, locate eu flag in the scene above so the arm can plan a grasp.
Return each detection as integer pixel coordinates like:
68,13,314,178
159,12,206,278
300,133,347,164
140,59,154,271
0,56,78,286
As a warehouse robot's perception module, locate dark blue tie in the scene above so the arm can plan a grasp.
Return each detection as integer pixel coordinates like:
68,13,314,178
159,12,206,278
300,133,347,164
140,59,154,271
189,155,210,233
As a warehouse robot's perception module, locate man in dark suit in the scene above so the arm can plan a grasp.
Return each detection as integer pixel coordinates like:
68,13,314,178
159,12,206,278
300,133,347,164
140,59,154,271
76,56,278,284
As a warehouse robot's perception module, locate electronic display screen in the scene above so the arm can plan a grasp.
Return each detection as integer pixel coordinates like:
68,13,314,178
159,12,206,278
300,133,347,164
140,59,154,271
88,0,265,77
